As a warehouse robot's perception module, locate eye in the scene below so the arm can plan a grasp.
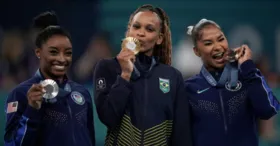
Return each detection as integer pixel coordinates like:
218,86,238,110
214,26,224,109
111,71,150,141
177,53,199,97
132,24,140,29
218,37,225,42
146,26,155,32
204,42,212,46
146,28,154,32
50,50,58,55
65,51,72,56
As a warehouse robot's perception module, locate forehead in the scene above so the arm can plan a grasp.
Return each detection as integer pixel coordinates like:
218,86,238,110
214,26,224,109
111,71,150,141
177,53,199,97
44,35,72,48
200,25,223,40
132,11,161,26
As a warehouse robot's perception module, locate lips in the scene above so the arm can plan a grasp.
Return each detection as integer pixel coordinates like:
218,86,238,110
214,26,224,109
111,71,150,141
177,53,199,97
212,52,224,59
137,39,144,47
53,65,67,71
212,52,226,64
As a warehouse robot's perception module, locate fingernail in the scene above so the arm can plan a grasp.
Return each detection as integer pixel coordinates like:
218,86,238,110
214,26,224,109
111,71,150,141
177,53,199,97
42,89,46,93
235,54,239,59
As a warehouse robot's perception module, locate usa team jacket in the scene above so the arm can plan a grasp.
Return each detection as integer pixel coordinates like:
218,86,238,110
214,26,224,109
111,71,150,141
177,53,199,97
185,60,280,146
4,70,95,146
93,57,192,146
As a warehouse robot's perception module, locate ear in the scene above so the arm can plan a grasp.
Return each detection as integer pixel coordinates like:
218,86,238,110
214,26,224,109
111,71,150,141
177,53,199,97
35,48,41,59
193,47,201,57
156,33,163,45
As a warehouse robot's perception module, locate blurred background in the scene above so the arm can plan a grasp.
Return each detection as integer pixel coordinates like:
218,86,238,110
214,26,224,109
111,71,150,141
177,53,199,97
0,0,279,145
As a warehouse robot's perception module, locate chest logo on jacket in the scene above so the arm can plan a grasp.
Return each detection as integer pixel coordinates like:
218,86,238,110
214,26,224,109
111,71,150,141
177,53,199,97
71,91,85,105
197,87,210,94
225,81,242,92
96,78,106,90
159,78,170,93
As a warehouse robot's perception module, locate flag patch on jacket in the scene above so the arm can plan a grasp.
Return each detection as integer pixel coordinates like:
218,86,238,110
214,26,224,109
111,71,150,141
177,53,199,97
6,101,18,113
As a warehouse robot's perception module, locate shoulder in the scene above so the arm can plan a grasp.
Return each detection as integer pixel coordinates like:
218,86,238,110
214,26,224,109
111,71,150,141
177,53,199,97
184,74,201,84
7,77,38,102
157,63,183,78
184,74,204,89
95,57,119,70
68,81,91,99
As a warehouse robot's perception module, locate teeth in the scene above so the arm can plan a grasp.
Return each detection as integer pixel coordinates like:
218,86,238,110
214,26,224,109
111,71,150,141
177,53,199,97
214,52,224,57
54,65,65,70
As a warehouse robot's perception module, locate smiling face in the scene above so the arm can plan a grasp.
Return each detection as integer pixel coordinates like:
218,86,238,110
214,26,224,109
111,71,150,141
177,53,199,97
126,10,163,56
193,24,229,71
35,34,72,80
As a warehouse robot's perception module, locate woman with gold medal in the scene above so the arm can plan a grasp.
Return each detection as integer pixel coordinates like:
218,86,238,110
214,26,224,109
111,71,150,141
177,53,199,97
93,4,192,146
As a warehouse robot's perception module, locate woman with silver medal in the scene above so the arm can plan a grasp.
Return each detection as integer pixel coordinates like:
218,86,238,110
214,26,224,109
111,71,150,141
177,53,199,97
184,18,280,146
4,12,95,146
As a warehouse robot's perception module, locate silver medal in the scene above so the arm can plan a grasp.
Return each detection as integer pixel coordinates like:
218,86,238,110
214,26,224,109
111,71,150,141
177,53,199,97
40,79,59,99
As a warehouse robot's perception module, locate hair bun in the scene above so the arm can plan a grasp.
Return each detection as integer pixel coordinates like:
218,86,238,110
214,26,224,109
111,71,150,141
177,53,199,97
32,11,59,30
187,26,194,35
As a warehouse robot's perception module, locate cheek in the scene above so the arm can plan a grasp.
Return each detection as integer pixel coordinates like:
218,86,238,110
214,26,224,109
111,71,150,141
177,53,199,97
43,57,53,66
67,57,72,64
146,35,159,45
127,28,136,37
199,47,212,57
222,41,229,49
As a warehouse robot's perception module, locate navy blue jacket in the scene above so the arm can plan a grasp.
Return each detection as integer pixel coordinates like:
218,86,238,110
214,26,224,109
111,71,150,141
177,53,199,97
93,55,192,146
4,70,95,146
185,60,280,146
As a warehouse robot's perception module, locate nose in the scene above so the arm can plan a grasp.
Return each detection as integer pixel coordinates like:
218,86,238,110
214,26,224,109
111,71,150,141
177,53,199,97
213,42,224,52
57,53,66,64
136,28,145,37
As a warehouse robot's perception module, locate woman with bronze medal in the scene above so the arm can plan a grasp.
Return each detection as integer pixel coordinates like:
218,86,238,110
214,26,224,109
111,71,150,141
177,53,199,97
185,18,280,146
93,4,192,146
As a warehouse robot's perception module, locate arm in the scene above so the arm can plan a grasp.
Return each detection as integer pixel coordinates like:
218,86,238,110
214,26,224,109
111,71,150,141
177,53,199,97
93,59,132,129
171,71,193,146
86,90,96,146
240,60,280,119
4,89,43,146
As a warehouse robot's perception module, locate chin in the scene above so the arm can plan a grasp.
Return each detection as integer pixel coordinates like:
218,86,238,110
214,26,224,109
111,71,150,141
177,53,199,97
139,48,153,54
214,63,226,70
51,70,67,78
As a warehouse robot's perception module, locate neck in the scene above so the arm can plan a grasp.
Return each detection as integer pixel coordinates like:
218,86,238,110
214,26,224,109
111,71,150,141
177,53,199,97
205,64,225,72
143,49,153,57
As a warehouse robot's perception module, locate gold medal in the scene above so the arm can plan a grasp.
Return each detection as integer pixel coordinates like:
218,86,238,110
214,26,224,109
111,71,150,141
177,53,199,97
228,49,237,62
121,37,141,55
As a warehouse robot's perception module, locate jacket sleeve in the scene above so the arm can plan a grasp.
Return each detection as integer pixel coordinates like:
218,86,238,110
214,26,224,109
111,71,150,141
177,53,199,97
4,88,43,146
93,59,132,129
240,60,280,120
171,71,193,146
86,90,96,146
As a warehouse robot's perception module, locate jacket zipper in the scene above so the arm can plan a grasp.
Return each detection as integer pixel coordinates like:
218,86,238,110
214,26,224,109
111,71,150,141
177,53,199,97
66,100,77,145
141,78,148,145
219,90,228,133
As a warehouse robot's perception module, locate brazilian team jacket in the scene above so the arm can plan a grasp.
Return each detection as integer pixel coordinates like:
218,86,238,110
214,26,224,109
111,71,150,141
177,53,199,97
185,60,280,146
4,70,95,146
93,56,192,146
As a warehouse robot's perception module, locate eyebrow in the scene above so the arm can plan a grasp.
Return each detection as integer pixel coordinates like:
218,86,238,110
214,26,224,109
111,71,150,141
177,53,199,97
65,47,72,50
49,46,58,50
217,34,224,39
202,34,224,42
133,21,155,27
48,46,72,50
202,39,212,42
